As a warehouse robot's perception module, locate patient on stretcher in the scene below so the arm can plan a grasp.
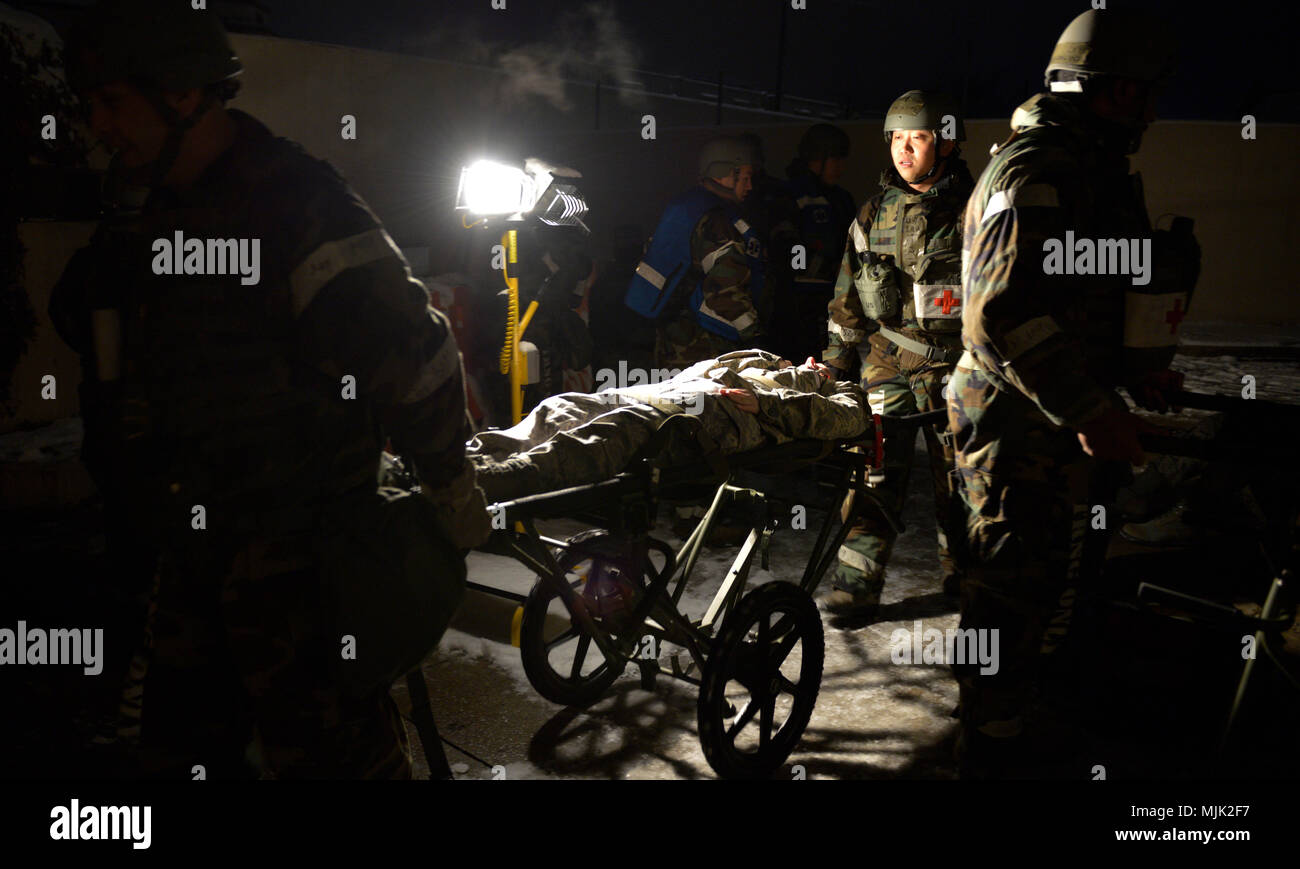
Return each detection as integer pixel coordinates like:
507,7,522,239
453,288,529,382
468,350,872,502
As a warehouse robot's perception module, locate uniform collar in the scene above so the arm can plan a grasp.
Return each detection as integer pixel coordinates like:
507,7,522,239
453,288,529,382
1010,92,1137,160
879,155,973,200
700,177,743,204
145,109,275,210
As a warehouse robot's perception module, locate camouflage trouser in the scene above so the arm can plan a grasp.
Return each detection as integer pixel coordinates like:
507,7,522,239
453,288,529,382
137,535,412,779
831,332,960,602
655,313,740,371
946,357,1122,743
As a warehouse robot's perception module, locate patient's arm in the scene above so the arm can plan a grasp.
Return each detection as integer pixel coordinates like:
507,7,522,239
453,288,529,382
720,388,759,414
753,381,871,441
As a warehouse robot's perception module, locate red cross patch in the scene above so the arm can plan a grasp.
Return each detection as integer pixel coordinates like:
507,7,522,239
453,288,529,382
934,289,961,315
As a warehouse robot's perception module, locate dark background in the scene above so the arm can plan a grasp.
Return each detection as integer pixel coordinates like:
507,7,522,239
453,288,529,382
16,0,1300,121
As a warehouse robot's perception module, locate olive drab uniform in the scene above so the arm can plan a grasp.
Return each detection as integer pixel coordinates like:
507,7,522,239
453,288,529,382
946,92,1197,750
823,158,974,605
652,179,767,370
54,109,486,778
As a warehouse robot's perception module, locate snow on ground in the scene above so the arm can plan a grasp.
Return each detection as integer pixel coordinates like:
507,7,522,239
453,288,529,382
410,448,963,780
1169,355,1300,403
404,354,1299,779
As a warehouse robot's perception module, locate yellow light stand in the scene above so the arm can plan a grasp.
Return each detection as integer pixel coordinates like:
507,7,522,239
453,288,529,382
498,228,539,425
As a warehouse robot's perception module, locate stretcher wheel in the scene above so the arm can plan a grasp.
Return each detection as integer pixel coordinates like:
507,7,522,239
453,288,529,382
697,581,824,779
519,530,641,707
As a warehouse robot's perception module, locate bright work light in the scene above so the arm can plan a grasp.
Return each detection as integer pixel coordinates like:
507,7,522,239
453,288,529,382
456,160,535,217
455,157,589,230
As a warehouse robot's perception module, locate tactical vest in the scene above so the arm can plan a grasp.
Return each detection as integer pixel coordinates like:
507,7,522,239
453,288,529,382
850,169,969,341
626,185,765,340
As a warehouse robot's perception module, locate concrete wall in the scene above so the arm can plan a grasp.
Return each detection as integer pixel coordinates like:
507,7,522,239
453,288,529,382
7,33,1297,432
8,221,96,433
228,34,1300,326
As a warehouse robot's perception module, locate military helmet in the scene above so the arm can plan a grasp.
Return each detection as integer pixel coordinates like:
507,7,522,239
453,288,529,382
698,136,759,180
65,0,243,94
882,90,965,143
1045,9,1175,90
737,132,767,171
798,123,851,162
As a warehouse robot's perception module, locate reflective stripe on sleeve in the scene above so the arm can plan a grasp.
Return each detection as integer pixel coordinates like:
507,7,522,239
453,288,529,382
980,183,1060,226
289,227,402,317
400,328,462,404
701,241,739,274
1001,315,1061,360
699,299,755,333
635,260,667,290
849,220,869,255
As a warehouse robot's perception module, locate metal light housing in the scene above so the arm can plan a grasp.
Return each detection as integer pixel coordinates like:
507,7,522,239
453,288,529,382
455,157,589,231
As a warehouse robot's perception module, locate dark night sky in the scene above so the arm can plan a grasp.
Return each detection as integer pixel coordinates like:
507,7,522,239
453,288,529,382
256,0,1296,121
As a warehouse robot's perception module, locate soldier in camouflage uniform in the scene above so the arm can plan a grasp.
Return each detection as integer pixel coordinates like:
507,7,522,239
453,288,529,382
772,124,855,365
55,0,489,778
820,92,973,619
655,138,768,370
470,351,870,502
738,132,800,357
947,9,1195,775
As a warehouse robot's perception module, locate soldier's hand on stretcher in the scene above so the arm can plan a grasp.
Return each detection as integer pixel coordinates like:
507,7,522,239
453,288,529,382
801,357,836,380
720,388,759,414
778,357,835,381
1076,407,1161,465
1126,369,1186,413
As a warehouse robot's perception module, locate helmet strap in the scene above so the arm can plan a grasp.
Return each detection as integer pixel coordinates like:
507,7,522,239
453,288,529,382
138,86,217,189
912,136,949,184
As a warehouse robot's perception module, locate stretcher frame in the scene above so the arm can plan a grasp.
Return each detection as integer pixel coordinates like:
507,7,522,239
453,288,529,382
1122,390,1300,758
473,408,947,779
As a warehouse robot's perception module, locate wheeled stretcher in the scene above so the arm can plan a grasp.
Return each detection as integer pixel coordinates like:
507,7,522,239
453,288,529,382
1121,390,1300,754
472,408,947,779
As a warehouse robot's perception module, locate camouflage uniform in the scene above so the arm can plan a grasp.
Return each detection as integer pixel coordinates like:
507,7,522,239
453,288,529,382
56,109,485,778
771,164,854,364
470,350,870,502
947,92,1194,751
655,180,766,370
741,170,800,358
823,159,974,605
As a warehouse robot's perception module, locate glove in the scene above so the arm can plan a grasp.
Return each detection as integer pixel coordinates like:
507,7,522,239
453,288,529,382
1126,369,1185,413
1076,407,1159,465
421,463,492,551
